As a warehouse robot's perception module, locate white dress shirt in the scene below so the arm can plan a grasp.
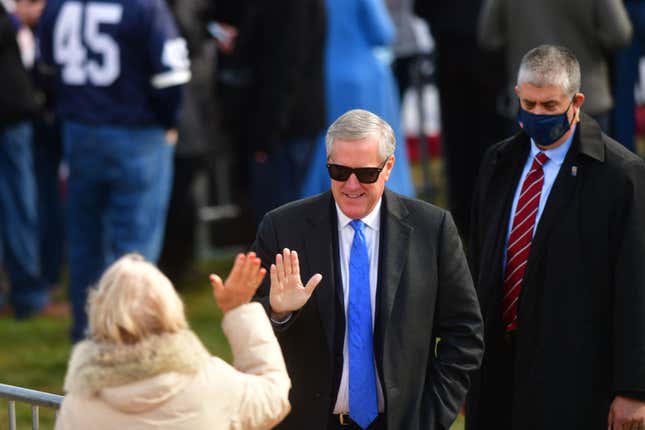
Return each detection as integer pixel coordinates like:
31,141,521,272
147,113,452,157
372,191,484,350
503,126,575,269
332,199,385,414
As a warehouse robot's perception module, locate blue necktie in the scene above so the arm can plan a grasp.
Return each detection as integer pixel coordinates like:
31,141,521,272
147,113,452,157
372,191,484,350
348,220,378,429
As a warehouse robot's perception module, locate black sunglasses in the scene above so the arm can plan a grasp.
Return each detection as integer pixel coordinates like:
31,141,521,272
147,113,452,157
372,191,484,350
326,157,389,184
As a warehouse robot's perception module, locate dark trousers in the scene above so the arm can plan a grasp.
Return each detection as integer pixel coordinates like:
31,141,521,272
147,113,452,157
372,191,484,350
433,31,507,240
33,120,65,286
0,121,49,317
468,331,516,430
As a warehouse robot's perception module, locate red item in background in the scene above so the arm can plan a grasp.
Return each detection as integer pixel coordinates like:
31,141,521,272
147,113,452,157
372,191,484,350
635,105,645,136
405,134,442,162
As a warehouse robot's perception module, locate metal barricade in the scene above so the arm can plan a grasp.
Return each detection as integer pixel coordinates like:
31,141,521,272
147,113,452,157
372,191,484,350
0,383,63,430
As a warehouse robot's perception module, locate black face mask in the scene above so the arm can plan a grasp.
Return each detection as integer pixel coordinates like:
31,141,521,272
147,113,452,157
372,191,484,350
517,101,573,146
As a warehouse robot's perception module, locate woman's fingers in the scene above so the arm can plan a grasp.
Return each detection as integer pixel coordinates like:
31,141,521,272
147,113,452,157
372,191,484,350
226,253,246,286
209,274,224,297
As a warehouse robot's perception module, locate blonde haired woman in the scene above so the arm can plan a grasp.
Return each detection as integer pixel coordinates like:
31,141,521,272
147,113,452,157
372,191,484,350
55,252,290,430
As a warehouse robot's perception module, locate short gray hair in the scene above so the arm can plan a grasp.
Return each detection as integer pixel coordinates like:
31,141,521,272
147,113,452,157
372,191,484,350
517,45,581,99
326,109,395,160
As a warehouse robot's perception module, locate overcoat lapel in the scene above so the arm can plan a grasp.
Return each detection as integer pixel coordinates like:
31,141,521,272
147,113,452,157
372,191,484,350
304,192,338,353
478,135,530,314
525,138,580,275
374,191,412,363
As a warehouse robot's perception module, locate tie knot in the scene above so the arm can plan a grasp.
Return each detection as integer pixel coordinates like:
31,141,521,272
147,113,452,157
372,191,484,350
535,152,549,166
350,220,365,232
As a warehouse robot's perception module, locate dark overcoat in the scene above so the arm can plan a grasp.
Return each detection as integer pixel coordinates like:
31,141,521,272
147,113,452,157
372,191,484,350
466,113,645,430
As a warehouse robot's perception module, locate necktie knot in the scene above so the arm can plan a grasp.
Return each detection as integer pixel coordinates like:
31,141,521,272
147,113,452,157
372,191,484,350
535,152,549,167
350,219,365,232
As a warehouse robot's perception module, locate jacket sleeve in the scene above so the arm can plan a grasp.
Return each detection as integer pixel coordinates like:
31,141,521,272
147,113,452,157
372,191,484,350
251,212,302,331
595,0,632,52
427,211,485,429
612,159,645,397
142,0,191,129
245,0,310,153
477,0,506,50
222,302,291,430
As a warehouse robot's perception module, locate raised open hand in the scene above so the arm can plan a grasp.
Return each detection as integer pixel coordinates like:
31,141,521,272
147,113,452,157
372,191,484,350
210,252,267,313
269,248,322,316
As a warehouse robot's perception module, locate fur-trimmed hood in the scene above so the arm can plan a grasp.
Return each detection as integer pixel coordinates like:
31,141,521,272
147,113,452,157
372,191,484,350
63,330,211,413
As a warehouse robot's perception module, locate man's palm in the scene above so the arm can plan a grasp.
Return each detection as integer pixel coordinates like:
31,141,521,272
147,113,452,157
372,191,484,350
269,248,322,314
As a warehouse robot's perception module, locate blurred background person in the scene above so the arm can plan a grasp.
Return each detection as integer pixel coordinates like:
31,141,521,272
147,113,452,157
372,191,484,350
55,252,291,430
612,0,645,153
212,0,326,225
301,0,415,199
386,0,431,101
0,0,54,318
415,0,508,240
159,0,220,281
38,0,191,341
478,0,632,134
15,0,67,295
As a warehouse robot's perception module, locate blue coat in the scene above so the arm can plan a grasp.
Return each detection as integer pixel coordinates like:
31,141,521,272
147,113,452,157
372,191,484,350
300,0,415,198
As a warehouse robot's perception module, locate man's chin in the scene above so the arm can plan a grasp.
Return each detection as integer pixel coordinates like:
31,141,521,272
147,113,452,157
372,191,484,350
339,201,367,220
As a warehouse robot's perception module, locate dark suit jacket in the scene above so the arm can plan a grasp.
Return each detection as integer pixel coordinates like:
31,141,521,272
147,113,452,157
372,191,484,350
252,189,484,430
0,4,39,127
466,113,645,430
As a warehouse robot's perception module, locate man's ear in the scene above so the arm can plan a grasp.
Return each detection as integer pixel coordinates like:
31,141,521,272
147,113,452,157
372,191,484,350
573,92,585,121
573,92,585,108
383,155,396,181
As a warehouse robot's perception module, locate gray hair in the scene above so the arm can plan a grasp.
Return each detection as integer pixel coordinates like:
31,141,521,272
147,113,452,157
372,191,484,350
326,109,395,161
517,45,581,99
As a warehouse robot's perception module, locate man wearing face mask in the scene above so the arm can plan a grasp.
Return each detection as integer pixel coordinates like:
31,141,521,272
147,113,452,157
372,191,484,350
466,44,645,430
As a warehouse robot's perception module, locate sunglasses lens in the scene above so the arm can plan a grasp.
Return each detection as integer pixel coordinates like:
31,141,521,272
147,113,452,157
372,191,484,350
354,168,381,184
327,163,384,183
327,164,351,181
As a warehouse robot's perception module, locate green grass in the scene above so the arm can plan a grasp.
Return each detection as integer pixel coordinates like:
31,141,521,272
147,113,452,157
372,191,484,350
0,254,463,429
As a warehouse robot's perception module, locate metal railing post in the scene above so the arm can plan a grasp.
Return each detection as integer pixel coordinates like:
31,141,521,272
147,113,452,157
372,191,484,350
8,399,16,430
0,383,63,429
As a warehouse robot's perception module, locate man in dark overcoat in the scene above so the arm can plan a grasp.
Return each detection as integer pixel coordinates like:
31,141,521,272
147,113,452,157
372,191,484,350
466,44,645,430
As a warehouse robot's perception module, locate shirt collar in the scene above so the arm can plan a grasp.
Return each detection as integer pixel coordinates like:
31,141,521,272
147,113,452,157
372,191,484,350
530,124,576,166
335,198,382,232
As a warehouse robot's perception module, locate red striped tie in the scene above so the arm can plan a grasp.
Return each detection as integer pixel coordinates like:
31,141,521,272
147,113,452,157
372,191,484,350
502,152,549,331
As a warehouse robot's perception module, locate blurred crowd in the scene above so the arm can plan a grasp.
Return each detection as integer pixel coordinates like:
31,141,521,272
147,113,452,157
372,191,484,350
0,0,643,341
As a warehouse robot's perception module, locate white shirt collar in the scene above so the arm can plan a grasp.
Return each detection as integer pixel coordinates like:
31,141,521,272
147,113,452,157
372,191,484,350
335,198,382,232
